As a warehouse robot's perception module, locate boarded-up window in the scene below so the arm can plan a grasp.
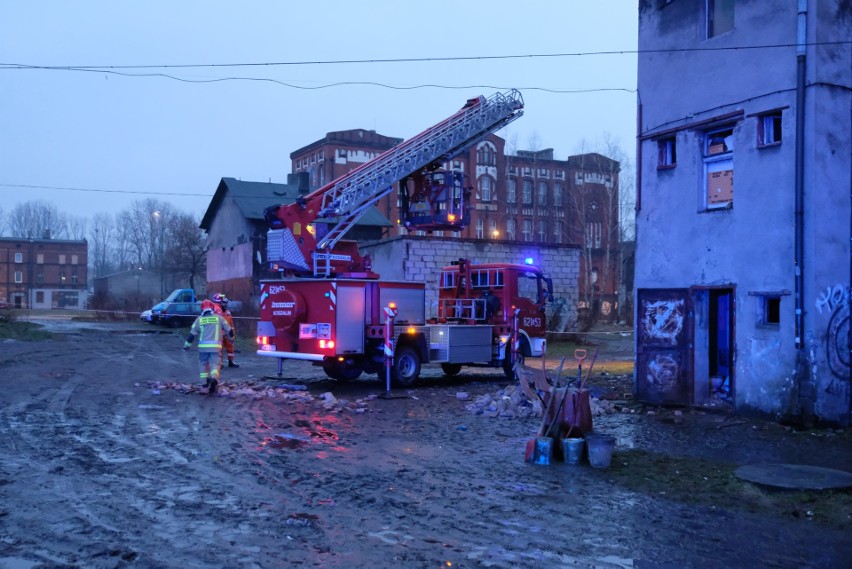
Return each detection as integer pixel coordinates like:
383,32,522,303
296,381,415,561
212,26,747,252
704,127,734,210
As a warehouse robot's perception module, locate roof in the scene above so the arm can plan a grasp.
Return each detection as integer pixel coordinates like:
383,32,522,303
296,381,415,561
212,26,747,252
200,177,391,230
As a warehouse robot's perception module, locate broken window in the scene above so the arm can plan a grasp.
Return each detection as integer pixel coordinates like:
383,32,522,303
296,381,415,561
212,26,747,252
706,0,734,38
704,126,734,210
758,111,782,147
657,136,677,168
749,291,787,326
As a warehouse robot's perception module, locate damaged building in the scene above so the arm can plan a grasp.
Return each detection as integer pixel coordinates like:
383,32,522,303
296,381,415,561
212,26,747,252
635,0,851,425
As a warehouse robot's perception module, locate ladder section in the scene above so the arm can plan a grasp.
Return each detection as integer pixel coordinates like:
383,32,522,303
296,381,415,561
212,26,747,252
314,89,524,250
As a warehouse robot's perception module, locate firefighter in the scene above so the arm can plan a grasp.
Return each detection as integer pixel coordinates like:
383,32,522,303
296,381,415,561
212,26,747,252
183,299,233,394
213,293,239,368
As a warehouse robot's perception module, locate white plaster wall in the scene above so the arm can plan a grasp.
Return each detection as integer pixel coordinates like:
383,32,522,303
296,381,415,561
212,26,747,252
636,0,851,423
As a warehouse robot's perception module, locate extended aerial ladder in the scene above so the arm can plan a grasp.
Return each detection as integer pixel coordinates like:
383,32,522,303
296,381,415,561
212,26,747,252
264,89,524,277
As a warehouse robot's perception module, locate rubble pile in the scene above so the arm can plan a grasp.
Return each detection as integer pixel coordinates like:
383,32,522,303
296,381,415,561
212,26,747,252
464,384,621,419
143,381,374,414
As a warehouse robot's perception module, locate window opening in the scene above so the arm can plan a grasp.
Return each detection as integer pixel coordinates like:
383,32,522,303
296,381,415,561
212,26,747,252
706,0,734,38
704,127,734,209
507,179,516,203
657,137,677,167
758,112,782,147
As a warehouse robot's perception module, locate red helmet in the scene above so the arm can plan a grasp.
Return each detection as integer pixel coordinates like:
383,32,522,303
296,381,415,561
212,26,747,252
201,299,216,312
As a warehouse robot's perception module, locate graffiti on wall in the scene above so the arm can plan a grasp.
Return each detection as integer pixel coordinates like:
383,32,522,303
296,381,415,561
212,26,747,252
641,299,685,346
645,353,681,394
815,283,850,384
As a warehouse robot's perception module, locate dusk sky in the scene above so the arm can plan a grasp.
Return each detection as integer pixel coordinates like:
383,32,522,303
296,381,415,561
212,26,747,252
1,1,639,222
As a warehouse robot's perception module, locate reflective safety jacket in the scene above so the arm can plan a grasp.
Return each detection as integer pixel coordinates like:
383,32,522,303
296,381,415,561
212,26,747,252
187,310,232,353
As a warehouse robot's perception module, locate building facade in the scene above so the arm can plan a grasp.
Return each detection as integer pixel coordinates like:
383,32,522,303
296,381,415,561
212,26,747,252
201,176,390,307
0,237,88,309
635,0,851,424
291,131,621,320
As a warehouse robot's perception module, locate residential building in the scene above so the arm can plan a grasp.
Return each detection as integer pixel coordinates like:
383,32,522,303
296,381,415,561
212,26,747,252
635,0,851,425
200,176,390,305
291,131,622,320
0,237,88,309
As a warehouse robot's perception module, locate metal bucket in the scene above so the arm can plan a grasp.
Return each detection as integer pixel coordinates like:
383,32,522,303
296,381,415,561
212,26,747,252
533,437,553,465
586,434,616,469
562,438,584,465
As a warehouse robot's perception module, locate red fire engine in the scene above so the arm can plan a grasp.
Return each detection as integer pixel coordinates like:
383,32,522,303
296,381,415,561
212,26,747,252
256,90,553,385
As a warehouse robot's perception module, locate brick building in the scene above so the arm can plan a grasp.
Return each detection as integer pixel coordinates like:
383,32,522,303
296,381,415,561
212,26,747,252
290,131,621,319
0,237,88,309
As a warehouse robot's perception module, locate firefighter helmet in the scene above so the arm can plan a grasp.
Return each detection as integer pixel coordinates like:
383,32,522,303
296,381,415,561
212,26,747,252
201,299,216,313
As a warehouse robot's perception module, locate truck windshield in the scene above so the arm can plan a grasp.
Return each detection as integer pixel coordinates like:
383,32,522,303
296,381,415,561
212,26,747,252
518,271,542,303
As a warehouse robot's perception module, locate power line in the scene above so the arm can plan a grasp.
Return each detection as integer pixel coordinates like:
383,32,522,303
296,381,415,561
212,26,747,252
0,66,638,94
0,183,210,198
0,40,849,71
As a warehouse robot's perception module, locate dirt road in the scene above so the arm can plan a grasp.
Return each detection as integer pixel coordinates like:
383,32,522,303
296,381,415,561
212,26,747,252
0,322,850,568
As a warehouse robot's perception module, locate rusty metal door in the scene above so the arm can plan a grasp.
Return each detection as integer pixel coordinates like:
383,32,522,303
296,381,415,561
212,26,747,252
636,288,692,405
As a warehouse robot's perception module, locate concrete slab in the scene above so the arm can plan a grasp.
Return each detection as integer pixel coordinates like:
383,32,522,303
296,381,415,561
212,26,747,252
736,463,852,490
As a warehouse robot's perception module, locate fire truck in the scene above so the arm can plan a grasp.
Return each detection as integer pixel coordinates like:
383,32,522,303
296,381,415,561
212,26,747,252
256,90,554,385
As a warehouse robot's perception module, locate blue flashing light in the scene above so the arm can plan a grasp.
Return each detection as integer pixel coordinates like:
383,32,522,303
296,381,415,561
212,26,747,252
524,257,535,265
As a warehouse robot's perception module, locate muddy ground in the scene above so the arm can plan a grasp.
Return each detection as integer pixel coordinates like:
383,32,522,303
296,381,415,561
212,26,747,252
0,319,850,569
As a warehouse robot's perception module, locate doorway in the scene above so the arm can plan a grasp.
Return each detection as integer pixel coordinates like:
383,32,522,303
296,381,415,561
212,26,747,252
692,287,734,408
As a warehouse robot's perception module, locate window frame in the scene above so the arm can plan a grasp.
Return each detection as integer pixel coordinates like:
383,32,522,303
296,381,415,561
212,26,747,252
703,126,735,210
657,136,677,169
522,219,533,242
757,111,782,148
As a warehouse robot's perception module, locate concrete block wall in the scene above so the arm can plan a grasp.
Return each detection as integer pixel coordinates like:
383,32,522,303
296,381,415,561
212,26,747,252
362,236,579,330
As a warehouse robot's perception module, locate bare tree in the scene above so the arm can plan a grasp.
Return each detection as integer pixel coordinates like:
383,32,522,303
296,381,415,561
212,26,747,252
67,215,89,241
164,213,207,291
116,199,176,271
8,200,68,239
89,212,116,277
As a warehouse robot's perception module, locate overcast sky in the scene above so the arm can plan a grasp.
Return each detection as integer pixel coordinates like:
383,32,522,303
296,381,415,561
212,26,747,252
0,1,639,223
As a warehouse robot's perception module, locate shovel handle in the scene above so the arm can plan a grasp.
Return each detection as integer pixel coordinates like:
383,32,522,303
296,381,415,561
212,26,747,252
574,349,587,362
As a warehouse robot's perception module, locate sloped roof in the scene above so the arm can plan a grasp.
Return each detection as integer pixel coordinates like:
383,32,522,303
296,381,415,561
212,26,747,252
200,177,391,230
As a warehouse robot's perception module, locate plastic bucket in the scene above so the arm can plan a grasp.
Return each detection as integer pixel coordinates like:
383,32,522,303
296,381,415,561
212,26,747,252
533,437,553,465
562,438,584,465
586,434,616,469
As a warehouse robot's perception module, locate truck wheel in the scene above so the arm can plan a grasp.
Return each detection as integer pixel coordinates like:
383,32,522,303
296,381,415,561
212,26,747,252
391,346,421,387
440,363,462,377
503,351,525,380
323,362,363,381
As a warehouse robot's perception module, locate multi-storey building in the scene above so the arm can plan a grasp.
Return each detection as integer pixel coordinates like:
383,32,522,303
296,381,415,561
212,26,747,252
0,237,88,309
635,0,851,425
290,131,621,319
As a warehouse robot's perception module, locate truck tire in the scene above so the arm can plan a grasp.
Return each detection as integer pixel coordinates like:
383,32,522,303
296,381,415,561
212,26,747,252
391,346,421,387
322,361,363,381
440,363,462,377
502,354,522,380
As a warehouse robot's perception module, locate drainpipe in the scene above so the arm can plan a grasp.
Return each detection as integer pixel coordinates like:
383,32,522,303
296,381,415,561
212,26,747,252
794,0,813,425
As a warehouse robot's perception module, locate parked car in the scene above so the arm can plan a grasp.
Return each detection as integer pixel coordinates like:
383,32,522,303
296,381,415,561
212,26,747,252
154,301,202,328
140,302,167,323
